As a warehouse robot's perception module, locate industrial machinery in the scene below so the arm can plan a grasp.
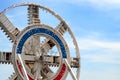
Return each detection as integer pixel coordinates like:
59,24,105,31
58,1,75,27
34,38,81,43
0,3,80,80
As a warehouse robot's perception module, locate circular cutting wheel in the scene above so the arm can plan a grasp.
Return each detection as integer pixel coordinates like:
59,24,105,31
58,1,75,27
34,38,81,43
12,24,69,80
0,3,80,80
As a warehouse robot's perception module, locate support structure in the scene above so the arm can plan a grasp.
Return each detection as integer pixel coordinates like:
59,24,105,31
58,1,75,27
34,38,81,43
0,3,80,80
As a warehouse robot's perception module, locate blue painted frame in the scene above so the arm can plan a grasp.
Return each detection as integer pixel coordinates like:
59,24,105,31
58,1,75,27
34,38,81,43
16,28,67,58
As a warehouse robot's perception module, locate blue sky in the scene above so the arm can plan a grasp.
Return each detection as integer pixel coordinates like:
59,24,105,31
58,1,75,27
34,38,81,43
0,0,120,80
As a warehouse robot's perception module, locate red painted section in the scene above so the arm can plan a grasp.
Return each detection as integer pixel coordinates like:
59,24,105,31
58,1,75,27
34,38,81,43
54,64,67,80
16,60,67,80
28,74,33,80
16,60,33,80
16,60,24,76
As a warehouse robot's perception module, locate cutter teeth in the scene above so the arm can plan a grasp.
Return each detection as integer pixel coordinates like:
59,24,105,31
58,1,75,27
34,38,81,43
0,61,12,64
8,73,17,80
28,5,40,25
0,52,12,64
0,28,13,42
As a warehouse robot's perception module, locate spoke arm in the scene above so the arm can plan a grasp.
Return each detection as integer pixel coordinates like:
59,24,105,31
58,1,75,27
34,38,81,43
56,21,68,35
24,54,79,68
28,5,40,25
34,62,42,80
38,22,68,55
21,55,35,61
0,13,19,42
0,51,79,68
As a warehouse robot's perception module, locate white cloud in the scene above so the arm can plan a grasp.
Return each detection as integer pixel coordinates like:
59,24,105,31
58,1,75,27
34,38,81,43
52,0,120,6
78,38,120,50
80,0,120,9
52,0,120,10
82,51,120,64
81,0,120,5
78,38,120,64
66,35,120,64
81,68,120,80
